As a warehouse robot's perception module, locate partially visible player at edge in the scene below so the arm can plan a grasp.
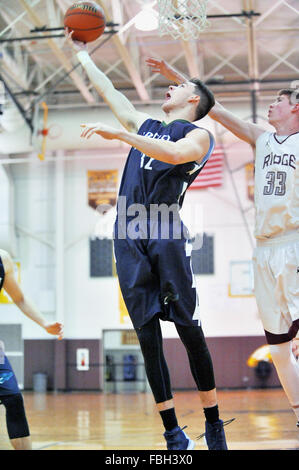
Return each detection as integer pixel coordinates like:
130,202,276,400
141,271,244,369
0,249,63,450
65,28,232,450
146,57,299,428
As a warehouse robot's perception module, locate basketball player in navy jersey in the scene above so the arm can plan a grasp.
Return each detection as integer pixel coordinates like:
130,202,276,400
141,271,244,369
146,58,299,429
0,249,63,449
66,29,230,450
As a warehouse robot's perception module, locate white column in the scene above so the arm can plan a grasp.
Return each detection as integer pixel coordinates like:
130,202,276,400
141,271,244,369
55,150,65,326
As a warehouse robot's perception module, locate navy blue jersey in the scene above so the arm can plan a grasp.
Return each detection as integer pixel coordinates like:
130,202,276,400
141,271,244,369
117,118,214,210
114,119,215,327
0,256,4,292
0,355,20,396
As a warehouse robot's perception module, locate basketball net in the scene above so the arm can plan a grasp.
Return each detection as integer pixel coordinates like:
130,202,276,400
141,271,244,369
157,0,209,40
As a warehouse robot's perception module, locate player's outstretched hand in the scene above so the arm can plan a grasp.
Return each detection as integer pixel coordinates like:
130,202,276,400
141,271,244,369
146,57,183,83
80,123,119,140
64,27,87,52
45,322,64,340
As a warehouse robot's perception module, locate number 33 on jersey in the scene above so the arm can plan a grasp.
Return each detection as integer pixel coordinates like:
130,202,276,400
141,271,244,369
254,131,299,239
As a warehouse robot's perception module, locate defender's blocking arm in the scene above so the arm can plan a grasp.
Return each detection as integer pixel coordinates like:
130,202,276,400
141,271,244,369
208,101,265,147
146,57,188,85
146,57,265,147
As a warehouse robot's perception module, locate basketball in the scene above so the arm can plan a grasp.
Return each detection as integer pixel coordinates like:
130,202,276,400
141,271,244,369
64,1,106,43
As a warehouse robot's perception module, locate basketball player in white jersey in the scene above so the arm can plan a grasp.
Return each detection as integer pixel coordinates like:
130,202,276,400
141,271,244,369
146,58,299,428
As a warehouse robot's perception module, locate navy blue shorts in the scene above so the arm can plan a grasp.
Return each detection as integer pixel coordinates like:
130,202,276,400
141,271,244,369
114,219,201,329
0,355,20,397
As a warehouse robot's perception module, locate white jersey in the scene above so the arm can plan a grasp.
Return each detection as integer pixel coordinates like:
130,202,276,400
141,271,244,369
254,131,299,239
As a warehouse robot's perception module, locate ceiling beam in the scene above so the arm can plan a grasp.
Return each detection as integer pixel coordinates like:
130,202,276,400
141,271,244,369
0,9,29,89
259,46,299,80
111,0,124,41
0,0,42,38
98,0,149,101
243,0,259,83
208,0,245,25
18,0,95,104
1,48,28,90
180,40,200,78
283,0,299,14
203,45,250,82
55,0,149,100
254,0,286,26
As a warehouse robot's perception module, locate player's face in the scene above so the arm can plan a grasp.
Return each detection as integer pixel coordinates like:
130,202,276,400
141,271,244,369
162,82,197,112
268,94,292,124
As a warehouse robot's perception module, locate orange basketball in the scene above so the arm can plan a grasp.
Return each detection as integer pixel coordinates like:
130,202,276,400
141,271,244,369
64,2,106,43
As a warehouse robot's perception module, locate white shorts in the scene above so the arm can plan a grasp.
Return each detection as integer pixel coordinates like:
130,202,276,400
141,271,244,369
252,231,299,344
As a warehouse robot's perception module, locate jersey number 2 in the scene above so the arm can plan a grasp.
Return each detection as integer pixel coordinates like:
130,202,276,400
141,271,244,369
140,154,154,170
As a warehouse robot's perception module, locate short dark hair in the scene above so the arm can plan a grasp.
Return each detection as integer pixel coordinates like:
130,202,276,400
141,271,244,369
278,88,298,105
189,78,215,121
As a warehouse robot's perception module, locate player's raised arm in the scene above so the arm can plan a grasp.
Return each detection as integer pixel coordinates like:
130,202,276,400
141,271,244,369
66,29,150,133
1,250,63,340
146,57,188,85
80,122,210,166
208,101,265,148
146,57,265,147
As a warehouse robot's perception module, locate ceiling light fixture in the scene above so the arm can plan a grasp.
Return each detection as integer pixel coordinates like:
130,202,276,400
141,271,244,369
134,3,159,32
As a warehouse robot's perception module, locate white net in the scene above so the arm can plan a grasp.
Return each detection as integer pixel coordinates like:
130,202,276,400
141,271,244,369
157,0,209,40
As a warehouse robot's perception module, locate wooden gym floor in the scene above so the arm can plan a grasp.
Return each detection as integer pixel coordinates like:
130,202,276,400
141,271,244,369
0,388,298,450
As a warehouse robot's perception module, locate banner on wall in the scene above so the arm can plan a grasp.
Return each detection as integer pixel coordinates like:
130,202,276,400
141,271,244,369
76,349,89,371
87,170,118,211
245,162,255,201
0,262,20,304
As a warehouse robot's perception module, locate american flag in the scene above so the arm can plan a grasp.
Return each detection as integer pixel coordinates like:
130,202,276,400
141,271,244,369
189,146,224,190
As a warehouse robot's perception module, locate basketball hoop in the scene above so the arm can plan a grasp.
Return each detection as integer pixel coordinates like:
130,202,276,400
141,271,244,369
157,0,209,40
